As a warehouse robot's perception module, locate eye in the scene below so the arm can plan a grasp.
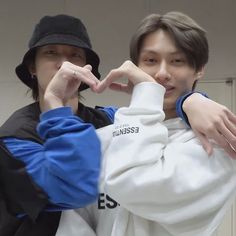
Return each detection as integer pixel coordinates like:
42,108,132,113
44,50,57,55
71,51,86,62
147,58,156,62
72,52,83,58
143,57,157,64
171,58,185,65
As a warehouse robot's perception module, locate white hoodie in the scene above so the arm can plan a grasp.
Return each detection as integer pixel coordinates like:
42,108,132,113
56,82,236,236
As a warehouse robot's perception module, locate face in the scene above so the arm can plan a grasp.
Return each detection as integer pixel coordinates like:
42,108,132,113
138,29,203,119
31,44,86,96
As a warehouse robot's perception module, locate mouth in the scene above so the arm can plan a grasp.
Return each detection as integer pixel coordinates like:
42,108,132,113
164,86,175,96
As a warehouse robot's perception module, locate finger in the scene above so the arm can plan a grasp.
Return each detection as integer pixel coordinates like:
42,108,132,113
65,61,92,74
83,64,92,71
223,144,236,159
79,74,98,87
225,114,236,134
90,80,102,93
223,109,236,135
208,112,236,151
217,118,236,149
225,108,236,124
95,69,123,93
69,82,82,97
109,82,130,93
95,79,109,93
210,132,236,159
193,129,213,156
74,67,100,87
199,121,236,158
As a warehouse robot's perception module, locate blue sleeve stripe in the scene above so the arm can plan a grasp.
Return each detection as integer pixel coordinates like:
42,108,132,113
99,106,117,123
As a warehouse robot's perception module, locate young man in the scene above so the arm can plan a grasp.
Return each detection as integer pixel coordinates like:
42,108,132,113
0,14,116,236
56,12,236,236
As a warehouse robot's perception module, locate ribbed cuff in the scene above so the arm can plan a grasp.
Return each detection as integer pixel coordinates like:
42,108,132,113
40,107,74,121
130,82,165,110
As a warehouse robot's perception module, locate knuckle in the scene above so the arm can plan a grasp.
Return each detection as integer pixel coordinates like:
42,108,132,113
123,60,133,70
123,60,134,73
61,72,68,80
205,123,215,133
123,60,132,65
213,118,222,126
221,105,228,112
110,69,118,76
219,105,231,116
62,61,70,67
207,117,222,127
58,68,70,79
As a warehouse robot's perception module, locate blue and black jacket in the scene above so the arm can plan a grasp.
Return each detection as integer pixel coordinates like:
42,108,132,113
0,102,116,236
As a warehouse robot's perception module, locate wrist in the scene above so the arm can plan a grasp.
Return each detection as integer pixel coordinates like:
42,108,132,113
42,93,64,112
182,92,207,113
176,91,208,126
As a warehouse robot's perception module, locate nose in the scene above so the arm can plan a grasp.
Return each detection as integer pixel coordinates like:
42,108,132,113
56,56,69,69
154,61,171,84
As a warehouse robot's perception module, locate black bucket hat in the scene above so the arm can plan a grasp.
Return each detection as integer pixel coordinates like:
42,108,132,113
15,14,100,91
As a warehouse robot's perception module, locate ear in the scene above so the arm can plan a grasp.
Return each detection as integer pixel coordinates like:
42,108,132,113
28,63,36,76
196,66,205,81
192,67,205,91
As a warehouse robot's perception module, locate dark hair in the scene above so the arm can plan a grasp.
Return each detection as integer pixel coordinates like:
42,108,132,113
24,50,37,100
130,12,209,72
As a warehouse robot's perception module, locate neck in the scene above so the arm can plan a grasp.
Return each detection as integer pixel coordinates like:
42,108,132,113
164,108,177,120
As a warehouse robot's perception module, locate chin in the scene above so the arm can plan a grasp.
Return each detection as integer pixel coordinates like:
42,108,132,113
164,96,177,108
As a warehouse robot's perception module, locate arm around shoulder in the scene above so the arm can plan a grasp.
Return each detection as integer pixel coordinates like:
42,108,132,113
104,82,236,235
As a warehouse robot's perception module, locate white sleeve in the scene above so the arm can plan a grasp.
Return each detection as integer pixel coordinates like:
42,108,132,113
104,82,236,235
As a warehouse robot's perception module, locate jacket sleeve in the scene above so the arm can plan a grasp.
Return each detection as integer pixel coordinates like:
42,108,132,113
2,107,102,210
104,82,236,235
